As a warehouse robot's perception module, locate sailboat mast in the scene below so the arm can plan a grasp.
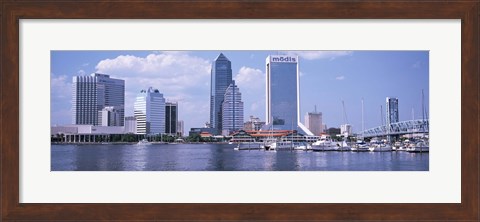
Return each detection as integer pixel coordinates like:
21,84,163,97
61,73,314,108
422,89,425,133
361,98,364,140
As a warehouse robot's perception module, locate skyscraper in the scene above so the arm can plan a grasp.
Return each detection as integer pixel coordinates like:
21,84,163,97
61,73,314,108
72,73,124,126
386,97,399,127
305,109,323,136
134,87,166,135
165,102,178,135
221,81,244,136
209,53,233,135
265,55,313,135
386,97,399,141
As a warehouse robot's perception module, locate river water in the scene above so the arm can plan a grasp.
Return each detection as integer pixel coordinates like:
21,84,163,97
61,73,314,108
51,143,428,171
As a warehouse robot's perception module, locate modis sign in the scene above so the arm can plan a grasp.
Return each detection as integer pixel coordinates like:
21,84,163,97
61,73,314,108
270,55,297,63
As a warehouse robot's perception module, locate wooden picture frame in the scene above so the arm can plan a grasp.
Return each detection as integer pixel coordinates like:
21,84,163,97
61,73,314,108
1,1,478,221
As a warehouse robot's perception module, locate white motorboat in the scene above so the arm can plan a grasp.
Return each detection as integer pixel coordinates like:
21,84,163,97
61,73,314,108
352,140,370,152
406,140,429,153
137,139,151,145
368,140,392,152
312,135,339,151
267,141,297,151
294,142,311,150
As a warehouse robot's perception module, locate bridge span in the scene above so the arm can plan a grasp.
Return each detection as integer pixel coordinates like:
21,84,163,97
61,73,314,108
360,119,429,138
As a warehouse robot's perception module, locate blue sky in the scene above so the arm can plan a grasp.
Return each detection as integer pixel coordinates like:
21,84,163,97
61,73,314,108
51,50,429,134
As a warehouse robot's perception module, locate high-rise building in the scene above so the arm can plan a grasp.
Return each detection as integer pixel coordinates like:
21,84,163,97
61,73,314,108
124,116,137,134
265,55,313,135
244,116,266,131
386,97,399,127
221,81,244,136
165,102,178,135
134,87,165,135
98,106,121,126
386,97,399,141
209,53,233,135
72,73,125,126
305,109,323,136
177,120,184,137
340,124,352,137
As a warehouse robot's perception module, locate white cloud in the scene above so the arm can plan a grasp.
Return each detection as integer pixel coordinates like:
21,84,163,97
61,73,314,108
336,75,346,80
95,53,213,129
286,51,353,60
77,69,86,75
234,66,264,91
234,66,265,119
51,74,71,99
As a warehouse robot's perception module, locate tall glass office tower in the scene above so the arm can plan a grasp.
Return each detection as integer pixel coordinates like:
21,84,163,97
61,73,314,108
221,81,244,136
386,97,399,126
265,55,313,135
209,53,233,135
72,73,125,126
134,87,166,135
165,102,178,135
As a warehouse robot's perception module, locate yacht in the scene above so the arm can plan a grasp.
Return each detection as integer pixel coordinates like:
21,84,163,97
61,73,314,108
269,141,297,151
137,139,151,145
406,140,429,153
311,135,339,151
352,140,370,152
294,142,311,151
368,139,392,152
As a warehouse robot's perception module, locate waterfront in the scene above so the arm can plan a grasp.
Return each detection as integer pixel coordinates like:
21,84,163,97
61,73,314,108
52,143,428,171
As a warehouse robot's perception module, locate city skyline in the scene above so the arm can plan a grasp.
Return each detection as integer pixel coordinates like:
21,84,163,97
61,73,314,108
51,50,429,133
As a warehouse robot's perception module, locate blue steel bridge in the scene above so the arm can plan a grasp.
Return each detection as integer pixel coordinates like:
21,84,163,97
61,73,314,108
360,119,429,138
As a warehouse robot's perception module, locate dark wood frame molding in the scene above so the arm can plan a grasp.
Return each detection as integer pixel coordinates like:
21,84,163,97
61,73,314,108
1,1,478,221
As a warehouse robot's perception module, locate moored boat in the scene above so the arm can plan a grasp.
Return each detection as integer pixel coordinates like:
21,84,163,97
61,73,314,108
406,140,429,153
311,135,339,151
137,139,151,145
352,140,369,152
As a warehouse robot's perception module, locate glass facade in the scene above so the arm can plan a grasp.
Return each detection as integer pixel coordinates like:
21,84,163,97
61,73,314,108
386,97,399,127
209,53,233,135
72,73,124,126
134,87,165,135
221,81,244,135
165,102,178,135
266,56,313,135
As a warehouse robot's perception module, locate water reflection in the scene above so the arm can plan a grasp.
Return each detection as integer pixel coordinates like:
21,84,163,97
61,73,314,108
52,144,429,171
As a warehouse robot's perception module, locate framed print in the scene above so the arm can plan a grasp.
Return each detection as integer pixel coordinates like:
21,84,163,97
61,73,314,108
1,1,478,221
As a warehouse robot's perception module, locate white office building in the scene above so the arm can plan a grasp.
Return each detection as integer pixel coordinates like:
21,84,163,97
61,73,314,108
98,106,121,126
341,124,352,137
124,116,137,134
265,55,313,135
134,87,166,135
72,73,125,126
